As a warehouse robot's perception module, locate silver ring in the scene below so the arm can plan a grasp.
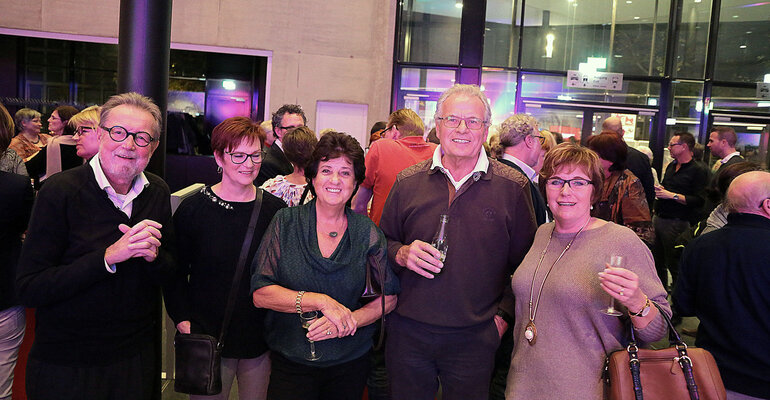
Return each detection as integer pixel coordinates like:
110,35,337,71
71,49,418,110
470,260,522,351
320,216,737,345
326,330,332,335
619,288,625,296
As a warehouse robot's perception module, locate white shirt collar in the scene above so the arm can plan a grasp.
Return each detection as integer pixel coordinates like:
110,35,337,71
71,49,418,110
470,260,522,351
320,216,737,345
430,145,489,190
501,153,537,182
720,151,741,164
89,154,150,217
274,139,283,151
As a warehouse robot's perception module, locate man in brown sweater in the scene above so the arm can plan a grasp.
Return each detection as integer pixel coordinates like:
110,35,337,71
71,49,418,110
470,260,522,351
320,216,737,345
379,84,537,400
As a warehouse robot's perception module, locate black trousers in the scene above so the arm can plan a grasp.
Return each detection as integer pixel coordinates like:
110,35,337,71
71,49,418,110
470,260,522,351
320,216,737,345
26,342,156,400
267,351,370,400
386,313,499,400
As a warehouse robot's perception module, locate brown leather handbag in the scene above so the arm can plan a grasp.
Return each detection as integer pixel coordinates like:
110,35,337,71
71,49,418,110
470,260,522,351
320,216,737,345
604,302,726,400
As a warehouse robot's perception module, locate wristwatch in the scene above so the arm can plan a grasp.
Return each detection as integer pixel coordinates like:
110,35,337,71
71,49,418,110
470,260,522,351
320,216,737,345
673,193,680,201
629,296,651,317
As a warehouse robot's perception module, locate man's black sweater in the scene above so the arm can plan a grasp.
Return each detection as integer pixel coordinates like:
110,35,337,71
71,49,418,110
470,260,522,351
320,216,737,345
16,164,175,366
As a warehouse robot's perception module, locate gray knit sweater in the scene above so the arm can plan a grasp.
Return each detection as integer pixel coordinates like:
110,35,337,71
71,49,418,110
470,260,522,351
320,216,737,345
506,222,670,399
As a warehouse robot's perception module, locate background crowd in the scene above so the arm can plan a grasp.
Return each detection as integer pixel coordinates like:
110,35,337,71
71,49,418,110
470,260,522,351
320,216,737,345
0,83,767,400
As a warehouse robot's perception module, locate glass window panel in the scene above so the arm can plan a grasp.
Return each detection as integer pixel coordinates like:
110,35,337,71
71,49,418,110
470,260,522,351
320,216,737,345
400,68,456,91
398,0,462,64
483,0,521,68
518,0,669,76
519,73,659,105
713,1,770,83
712,85,770,114
480,70,517,125
673,0,711,79
396,68,455,131
523,105,584,142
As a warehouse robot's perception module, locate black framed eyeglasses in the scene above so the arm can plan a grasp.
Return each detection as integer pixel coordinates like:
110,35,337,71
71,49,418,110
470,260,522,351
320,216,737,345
532,135,546,145
668,142,685,148
226,151,265,164
74,126,95,135
545,177,593,189
100,125,156,147
436,116,488,130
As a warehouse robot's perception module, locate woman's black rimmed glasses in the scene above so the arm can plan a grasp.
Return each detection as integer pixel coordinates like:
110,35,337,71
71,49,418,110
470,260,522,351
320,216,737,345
226,151,265,164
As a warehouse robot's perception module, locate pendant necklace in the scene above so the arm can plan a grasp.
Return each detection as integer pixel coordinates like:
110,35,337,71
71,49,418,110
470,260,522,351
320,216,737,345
525,218,590,345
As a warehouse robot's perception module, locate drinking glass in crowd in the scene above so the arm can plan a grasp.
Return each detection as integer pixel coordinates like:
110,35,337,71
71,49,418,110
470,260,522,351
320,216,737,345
586,132,655,248
505,143,670,399
164,117,286,400
251,132,399,400
260,126,317,207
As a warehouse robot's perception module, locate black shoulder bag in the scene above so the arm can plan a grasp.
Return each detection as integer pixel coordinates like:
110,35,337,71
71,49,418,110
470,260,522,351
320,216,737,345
173,189,263,395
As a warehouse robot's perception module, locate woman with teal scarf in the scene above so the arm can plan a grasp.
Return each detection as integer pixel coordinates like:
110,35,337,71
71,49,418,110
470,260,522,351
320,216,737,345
251,132,399,400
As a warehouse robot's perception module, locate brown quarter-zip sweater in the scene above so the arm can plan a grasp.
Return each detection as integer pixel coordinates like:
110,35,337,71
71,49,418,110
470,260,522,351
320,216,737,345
380,158,537,328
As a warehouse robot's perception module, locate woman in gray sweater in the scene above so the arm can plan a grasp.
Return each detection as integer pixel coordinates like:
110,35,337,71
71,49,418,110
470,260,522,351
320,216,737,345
506,143,671,399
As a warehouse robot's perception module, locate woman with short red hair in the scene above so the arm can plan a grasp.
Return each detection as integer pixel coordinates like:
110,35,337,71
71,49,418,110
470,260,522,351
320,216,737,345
164,117,287,399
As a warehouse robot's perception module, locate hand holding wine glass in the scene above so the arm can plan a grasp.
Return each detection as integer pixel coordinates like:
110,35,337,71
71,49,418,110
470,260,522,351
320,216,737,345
300,311,321,361
598,256,646,315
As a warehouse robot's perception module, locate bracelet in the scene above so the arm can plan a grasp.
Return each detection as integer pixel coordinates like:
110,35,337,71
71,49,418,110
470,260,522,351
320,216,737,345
295,291,306,314
629,296,650,317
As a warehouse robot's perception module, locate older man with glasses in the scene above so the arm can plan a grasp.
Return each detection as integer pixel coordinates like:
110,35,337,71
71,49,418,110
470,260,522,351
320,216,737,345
379,84,537,400
17,92,174,400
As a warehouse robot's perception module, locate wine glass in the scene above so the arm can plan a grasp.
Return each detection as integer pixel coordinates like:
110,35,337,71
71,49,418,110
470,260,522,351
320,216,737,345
300,311,321,361
599,255,624,316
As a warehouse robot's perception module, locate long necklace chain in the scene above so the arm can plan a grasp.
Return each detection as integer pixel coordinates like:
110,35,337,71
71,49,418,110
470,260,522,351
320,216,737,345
526,218,590,343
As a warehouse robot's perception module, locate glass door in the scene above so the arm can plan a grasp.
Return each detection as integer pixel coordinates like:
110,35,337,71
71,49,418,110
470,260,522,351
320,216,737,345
522,100,658,148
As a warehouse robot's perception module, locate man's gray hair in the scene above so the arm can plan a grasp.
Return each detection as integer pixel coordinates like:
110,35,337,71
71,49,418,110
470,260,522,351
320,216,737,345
435,84,492,125
499,114,539,148
100,92,162,138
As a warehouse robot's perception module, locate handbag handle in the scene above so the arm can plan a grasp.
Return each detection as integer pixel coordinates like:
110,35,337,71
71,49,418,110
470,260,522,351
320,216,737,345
624,301,699,400
217,189,263,348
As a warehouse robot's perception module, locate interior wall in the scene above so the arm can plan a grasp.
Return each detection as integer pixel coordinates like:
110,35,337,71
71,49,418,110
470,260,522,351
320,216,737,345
0,0,397,141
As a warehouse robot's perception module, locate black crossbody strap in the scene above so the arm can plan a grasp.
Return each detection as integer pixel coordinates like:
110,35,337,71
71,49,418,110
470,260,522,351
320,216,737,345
217,188,263,347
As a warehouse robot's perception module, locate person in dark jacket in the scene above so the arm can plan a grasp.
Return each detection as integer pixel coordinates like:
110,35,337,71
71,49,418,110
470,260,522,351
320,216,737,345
16,92,174,400
255,104,306,186
674,171,770,400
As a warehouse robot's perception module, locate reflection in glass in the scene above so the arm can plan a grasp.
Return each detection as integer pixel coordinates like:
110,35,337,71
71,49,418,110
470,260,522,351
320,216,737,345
712,86,770,114
398,0,462,64
523,105,584,143
519,73,660,105
484,0,521,68
516,0,669,76
481,70,517,125
714,1,770,83
673,0,712,79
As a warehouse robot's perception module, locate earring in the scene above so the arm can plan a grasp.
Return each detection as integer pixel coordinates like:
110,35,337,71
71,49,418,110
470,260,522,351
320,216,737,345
590,205,594,210
217,166,222,174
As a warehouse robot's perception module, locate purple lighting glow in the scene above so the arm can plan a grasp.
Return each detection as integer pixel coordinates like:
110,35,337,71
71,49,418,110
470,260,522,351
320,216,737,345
738,2,770,7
